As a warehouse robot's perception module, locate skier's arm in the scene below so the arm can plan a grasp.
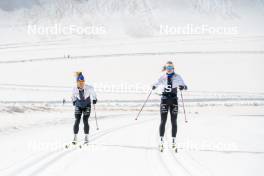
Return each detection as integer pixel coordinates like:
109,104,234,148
89,86,97,104
152,76,163,90
177,75,188,90
71,88,77,106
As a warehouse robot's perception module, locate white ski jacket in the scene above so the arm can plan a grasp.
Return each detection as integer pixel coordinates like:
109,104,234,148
153,73,186,90
72,85,97,102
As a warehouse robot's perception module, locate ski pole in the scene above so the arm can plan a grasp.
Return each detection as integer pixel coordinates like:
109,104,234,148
180,90,188,123
93,105,99,130
135,89,153,120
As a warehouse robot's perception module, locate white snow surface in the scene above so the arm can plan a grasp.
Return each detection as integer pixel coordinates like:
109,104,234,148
0,1,264,176
0,106,263,176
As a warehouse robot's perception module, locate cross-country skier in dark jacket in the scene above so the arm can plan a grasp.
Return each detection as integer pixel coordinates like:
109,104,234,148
71,72,97,144
152,61,187,151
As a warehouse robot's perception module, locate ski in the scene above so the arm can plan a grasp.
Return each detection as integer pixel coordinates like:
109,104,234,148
65,140,89,149
65,141,79,149
159,144,164,152
78,142,89,149
172,145,178,153
158,144,178,153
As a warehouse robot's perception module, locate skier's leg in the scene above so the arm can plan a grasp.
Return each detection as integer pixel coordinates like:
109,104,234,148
170,99,178,138
83,106,91,135
159,102,169,138
73,107,82,135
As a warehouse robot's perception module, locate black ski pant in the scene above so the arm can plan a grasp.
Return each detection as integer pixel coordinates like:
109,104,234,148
159,97,178,138
73,106,91,134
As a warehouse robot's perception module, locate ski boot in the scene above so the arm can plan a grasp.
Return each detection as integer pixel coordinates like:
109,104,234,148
72,134,78,145
172,137,178,153
159,137,164,152
65,134,78,149
84,134,89,144
79,134,89,148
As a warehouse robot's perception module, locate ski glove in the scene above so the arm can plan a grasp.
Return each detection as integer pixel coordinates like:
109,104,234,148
179,85,188,91
93,99,97,104
152,86,156,90
73,101,76,106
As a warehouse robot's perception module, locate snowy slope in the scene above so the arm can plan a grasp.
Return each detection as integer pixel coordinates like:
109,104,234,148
0,34,263,93
0,1,264,176
0,107,263,176
0,36,263,176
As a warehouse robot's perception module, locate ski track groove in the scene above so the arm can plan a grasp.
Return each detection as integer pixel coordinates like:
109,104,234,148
144,119,175,176
145,120,161,176
157,132,193,176
165,127,210,176
2,113,213,176
1,115,156,176
2,111,237,176
3,148,68,176
156,151,175,176
184,152,213,176
164,134,194,176
0,150,55,172
0,114,125,176
154,133,177,176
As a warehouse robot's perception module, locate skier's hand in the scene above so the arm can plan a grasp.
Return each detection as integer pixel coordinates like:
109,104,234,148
73,101,76,106
179,85,187,91
152,86,156,90
93,99,97,104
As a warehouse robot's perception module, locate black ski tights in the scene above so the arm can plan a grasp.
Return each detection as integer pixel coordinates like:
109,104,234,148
159,98,178,137
73,106,91,134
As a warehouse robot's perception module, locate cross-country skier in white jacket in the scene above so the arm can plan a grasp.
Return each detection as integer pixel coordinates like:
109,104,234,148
152,61,187,151
71,72,97,144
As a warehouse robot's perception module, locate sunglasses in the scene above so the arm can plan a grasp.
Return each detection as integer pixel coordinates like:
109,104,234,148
166,66,174,70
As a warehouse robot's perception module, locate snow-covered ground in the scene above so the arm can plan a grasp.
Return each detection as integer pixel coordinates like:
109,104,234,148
0,0,264,176
0,105,263,176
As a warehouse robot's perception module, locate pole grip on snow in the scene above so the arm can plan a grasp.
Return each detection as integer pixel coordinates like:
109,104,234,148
135,89,153,120
94,105,99,130
180,90,188,123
